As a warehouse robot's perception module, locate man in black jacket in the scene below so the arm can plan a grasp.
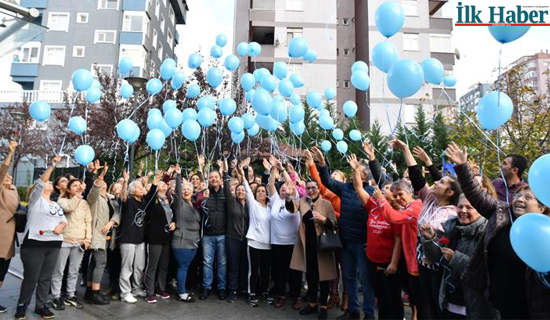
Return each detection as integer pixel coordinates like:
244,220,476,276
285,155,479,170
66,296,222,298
196,170,228,300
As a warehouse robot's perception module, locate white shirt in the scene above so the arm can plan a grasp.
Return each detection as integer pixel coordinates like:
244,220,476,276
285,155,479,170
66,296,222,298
243,180,271,249
269,194,300,245
26,179,67,242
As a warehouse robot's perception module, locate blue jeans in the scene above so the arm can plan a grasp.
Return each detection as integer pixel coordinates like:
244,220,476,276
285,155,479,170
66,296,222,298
202,235,227,290
342,240,375,316
172,248,197,294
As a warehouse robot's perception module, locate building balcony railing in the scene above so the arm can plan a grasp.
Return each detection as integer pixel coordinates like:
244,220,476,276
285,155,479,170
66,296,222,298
10,62,39,78
251,0,275,10
0,90,74,104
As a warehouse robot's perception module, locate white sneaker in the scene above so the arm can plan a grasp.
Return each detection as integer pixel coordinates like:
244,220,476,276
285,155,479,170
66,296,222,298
122,295,137,304
133,290,146,298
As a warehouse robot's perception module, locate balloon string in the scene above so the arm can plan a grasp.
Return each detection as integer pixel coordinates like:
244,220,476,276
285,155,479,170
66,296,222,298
58,94,78,155
128,97,150,119
155,150,159,172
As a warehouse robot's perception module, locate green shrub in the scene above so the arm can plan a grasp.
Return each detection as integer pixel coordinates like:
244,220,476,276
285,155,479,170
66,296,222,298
17,186,28,202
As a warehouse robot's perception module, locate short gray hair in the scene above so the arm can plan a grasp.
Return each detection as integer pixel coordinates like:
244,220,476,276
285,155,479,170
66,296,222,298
128,180,142,196
391,179,413,195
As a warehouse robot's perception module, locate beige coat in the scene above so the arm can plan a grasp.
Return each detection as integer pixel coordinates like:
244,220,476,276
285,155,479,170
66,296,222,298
0,164,18,259
289,197,338,281
87,180,121,250
57,195,92,244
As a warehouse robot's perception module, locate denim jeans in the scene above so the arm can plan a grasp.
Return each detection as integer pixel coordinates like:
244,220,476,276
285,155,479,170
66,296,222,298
172,248,197,294
202,235,227,290
342,240,375,316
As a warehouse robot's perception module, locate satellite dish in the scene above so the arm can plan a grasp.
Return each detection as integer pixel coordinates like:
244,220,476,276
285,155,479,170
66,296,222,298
455,48,461,60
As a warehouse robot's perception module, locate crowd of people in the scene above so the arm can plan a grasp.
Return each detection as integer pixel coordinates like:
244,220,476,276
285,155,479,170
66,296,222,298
0,137,549,320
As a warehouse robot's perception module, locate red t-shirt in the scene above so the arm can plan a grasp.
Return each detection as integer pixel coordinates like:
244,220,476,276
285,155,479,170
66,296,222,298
365,197,401,264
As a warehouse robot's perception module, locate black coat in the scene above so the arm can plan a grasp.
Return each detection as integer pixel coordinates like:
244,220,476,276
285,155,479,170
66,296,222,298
196,185,227,236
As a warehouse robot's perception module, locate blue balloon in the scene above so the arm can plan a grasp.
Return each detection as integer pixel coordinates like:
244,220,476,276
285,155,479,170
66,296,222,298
120,83,134,99
253,68,270,83
324,87,335,100
488,26,530,44
163,100,177,113
237,42,249,57
147,113,164,130
290,74,304,88
319,115,334,130
242,113,256,129
72,69,93,92
146,78,162,95
332,128,344,140
319,109,330,119
278,79,294,97
68,116,86,134
252,89,273,115
290,121,305,136
188,53,202,69
349,129,362,141
351,70,370,91
231,131,245,144
29,100,51,122
219,98,237,116
119,57,133,75
270,99,288,123
336,141,348,154
260,74,277,92
197,108,216,127
245,89,255,103
147,129,166,150
421,58,444,85
444,74,457,87
210,45,223,59
197,95,215,110
306,91,322,109
247,123,260,137
186,83,200,98
75,145,95,166
157,119,172,137
248,42,261,57
207,67,223,88
86,87,102,103
274,62,288,80
375,1,405,38
216,34,228,47
91,79,101,89
181,120,201,141
148,108,162,117
529,154,550,208
510,213,550,272
116,119,137,142
476,91,514,130
240,73,255,92
255,114,272,131
128,124,140,144
224,55,240,71
160,59,176,80
343,101,357,118
387,59,424,98
321,140,332,152
290,93,301,105
164,108,183,129
228,117,244,133
303,49,317,63
289,105,305,123
351,61,369,74
182,108,198,122
288,37,309,58
372,42,399,73
171,71,186,90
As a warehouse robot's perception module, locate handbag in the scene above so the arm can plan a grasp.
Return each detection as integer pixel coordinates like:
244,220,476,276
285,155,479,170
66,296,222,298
317,226,342,252
8,204,28,233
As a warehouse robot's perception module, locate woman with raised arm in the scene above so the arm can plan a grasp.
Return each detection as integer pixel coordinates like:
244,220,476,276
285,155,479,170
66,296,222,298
446,142,550,319
105,178,123,300
348,154,404,320
391,139,460,319
15,155,67,320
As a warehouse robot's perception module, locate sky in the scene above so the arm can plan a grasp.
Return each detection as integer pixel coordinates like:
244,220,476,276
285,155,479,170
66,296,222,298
0,0,547,96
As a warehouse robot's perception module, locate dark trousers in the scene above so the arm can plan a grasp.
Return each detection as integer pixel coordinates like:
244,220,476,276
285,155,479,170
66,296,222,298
367,260,404,320
107,247,121,292
226,237,248,292
408,273,432,319
305,244,330,305
18,246,60,309
271,244,302,298
441,309,466,319
0,258,11,281
145,244,171,296
419,264,443,319
87,249,107,284
80,249,92,283
247,246,271,295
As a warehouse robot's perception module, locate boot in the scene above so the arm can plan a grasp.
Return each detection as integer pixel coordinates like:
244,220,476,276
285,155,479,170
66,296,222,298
341,293,348,311
92,291,110,305
84,286,93,304
326,292,340,310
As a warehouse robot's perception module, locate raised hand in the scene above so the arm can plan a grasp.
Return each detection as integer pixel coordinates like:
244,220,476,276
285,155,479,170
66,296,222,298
230,158,238,169
122,169,129,182
469,160,480,175
446,142,467,165
216,159,224,173
363,140,375,160
390,139,407,151
98,162,109,180
413,146,432,166
153,170,165,185
262,158,272,171
52,155,62,167
175,163,181,175
285,182,297,198
285,160,295,173
346,154,360,170
311,147,325,166
304,150,314,166
167,164,176,175
242,157,251,168
389,161,397,173
198,154,205,167
372,186,383,200
420,223,435,240
8,140,17,154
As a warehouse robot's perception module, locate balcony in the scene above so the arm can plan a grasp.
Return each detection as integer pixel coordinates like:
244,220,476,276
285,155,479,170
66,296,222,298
251,26,275,45
429,17,453,32
122,0,146,11
20,0,48,9
0,90,69,103
431,52,455,68
10,63,39,83
252,0,275,10
250,10,276,23
120,32,144,45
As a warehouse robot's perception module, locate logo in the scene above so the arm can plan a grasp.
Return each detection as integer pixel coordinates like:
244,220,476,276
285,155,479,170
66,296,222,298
455,2,550,26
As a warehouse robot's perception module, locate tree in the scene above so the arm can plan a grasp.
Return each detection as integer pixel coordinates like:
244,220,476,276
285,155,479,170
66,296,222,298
431,112,449,168
365,119,389,162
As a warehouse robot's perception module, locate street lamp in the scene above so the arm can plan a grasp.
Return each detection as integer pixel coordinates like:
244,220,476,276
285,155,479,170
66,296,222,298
124,76,148,178
9,111,26,185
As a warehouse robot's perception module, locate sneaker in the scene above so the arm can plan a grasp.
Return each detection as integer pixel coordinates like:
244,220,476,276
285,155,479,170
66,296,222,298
178,293,195,302
111,292,120,301
156,291,170,300
319,308,328,320
199,288,210,300
293,297,303,310
248,293,259,307
226,291,237,303
261,292,273,304
52,298,65,311
64,296,83,309
0,305,6,313
300,304,319,316
14,305,26,320
274,296,285,308
92,293,110,305
336,311,361,320
218,290,227,300
33,307,55,319
133,290,146,298
121,295,137,304
146,296,157,304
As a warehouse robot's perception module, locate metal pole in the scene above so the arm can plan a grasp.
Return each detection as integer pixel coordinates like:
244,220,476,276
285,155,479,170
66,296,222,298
0,0,39,19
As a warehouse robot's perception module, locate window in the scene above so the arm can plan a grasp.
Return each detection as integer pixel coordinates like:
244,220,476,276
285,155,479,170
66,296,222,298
343,80,350,89
289,62,303,74
160,14,165,33
18,42,40,63
342,18,349,25
167,30,173,49
39,80,63,101
402,0,418,16
94,30,116,44
403,33,419,51
169,5,175,24
343,48,350,56
73,46,85,57
286,27,303,44
158,43,163,60
286,0,303,11
76,13,88,23
98,0,118,10
149,60,156,77
91,64,113,78
155,0,160,17
123,13,144,32
120,45,147,72
152,29,158,49
48,12,70,32
405,104,417,123
429,34,452,53
43,46,66,66
40,80,62,91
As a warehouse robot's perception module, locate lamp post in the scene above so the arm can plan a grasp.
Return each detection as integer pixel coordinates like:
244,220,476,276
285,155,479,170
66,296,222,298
9,111,26,185
124,76,147,178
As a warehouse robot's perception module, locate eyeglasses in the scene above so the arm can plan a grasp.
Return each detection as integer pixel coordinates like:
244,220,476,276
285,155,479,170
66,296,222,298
514,193,535,201
306,186,318,190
